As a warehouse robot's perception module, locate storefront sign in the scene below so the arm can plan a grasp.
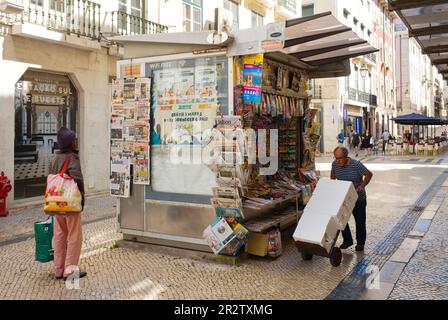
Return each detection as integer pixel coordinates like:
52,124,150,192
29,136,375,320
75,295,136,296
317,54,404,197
31,95,66,105
122,64,143,77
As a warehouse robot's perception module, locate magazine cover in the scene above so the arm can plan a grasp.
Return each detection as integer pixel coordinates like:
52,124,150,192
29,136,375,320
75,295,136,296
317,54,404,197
135,77,151,100
133,142,150,185
123,100,137,120
110,148,131,198
112,79,124,103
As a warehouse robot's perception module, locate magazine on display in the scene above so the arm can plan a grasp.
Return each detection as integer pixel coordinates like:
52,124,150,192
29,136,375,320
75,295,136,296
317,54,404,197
133,142,150,185
110,148,131,198
203,218,235,254
112,78,124,103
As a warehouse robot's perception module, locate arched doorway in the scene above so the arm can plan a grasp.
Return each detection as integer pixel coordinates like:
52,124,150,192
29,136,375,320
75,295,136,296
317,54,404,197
14,70,78,200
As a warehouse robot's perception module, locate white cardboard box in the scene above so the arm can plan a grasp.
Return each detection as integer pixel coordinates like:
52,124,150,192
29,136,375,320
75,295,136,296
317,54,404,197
303,178,358,229
293,212,340,254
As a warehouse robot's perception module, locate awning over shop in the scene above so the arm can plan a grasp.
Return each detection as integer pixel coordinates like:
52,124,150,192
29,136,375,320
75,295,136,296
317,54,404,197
388,0,448,83
110,11,377,79
392,113,445,125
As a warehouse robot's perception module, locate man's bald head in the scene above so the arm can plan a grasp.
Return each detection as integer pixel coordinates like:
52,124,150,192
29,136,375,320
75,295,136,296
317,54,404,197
334,146,349,158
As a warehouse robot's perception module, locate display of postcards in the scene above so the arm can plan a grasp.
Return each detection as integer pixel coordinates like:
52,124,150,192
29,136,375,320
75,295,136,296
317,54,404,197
112,79,124,102
215,115,242,130
135,77,151,100
216,176,243,188
219,151,245,166
123,78,136,100
195,65,218,103
211,197,243,211
133,142,150,185
217,165,248,185
212,187,241,200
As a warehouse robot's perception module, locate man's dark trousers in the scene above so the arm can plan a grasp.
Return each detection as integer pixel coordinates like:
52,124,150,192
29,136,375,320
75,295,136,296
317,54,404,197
342,200,367,245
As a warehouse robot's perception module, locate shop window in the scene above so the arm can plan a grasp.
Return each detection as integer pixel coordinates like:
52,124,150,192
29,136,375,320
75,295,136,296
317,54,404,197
223,0,239,30
31,0,43,7
251,11,263,28
302,4,314,17
183,0,202,32
147,56,229,196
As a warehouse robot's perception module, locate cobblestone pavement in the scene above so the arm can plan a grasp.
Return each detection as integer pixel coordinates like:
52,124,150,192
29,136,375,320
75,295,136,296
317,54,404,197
0,156,447,299
388,190,448,300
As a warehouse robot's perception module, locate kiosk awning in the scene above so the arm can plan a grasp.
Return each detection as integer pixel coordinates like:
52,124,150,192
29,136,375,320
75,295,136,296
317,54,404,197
110,11,378,79
388,0,448,83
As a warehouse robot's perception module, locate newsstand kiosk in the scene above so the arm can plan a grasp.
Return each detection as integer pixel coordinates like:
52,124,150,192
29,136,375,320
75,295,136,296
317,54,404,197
110,11,377,262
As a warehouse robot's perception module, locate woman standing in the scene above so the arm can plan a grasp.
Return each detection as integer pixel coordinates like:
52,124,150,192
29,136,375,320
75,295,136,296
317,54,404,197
361,129,372,157
48,127,86,281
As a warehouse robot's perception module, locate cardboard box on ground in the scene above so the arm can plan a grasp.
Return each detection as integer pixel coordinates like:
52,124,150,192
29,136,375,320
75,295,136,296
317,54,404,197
293,178,358,254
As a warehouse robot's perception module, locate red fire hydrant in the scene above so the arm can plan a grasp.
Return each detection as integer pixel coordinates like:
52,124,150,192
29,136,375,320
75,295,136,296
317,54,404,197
0,172,12,217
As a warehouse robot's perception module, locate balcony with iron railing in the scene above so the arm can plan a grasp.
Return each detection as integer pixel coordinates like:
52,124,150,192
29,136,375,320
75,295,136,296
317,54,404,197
347,87,373,105
106,11,168,36
0,0,168,43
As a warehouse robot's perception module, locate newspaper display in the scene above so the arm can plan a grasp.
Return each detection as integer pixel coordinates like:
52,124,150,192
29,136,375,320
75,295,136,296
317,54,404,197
110,77,152,197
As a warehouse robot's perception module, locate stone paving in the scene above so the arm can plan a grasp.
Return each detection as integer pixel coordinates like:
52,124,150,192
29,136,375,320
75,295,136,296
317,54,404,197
0,157,447,299
388,190,448,300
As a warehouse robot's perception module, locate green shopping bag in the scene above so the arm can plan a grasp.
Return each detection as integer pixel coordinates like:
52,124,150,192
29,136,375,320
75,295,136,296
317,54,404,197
34,217,54,263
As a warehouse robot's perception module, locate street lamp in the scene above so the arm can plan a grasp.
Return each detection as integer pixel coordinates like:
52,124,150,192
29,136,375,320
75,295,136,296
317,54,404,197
360,63,369,78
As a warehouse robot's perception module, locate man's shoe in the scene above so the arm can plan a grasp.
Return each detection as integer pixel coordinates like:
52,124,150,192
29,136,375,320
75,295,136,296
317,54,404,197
63,271,87,281
355,245,365,252
339,241,353,249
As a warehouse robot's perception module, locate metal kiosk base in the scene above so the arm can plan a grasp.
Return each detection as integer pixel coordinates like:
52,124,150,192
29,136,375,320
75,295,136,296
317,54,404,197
295,231,342,267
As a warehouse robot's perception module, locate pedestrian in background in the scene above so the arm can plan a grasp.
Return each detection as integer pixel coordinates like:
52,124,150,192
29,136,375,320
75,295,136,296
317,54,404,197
361,129,372,157
337,130,345,146
48,127,87,281
352,131,360,157
331,146,373,252
382,129,391,155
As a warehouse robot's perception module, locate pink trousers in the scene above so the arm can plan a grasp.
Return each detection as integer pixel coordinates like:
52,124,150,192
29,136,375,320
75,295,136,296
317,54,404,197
53,214,83,277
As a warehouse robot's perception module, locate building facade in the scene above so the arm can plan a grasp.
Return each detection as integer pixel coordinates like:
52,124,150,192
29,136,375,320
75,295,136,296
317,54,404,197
301,0,396,153
0,0,166,204
395,19,446,136
149,0,301,33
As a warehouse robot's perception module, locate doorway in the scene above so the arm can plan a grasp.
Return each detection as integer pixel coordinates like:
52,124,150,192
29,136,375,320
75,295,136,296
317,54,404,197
14,70,78,200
